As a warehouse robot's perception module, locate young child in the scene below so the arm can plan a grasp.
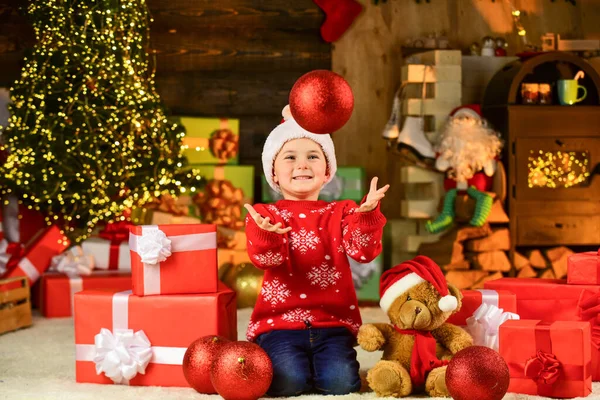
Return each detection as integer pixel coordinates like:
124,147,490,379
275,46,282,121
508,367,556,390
244,105,389,396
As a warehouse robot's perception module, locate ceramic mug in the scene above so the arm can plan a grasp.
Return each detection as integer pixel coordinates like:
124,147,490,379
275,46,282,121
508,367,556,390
557,79,587,105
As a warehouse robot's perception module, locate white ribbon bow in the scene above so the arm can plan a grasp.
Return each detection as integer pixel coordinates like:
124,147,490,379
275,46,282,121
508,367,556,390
49,246,95,277
465,303,520,351
0,239,10,276
136,228,172,265
93,328,153,385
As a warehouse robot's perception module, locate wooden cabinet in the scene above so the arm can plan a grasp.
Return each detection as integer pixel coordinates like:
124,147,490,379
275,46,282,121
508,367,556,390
483,52,600,268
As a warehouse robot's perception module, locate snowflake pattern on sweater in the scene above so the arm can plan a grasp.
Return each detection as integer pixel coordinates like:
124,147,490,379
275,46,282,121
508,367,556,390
282,308,315,323
247,321,261,340
253,251,283,267
306,262,341,289
260,278,291,306
289,228,320,254
245,199,386,341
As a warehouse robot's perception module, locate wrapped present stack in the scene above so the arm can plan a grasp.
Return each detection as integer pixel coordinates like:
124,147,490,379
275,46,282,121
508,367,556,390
74,223,237,387
0,196,140,319
175,116,254,275
480,248,600,398
190,155,254,274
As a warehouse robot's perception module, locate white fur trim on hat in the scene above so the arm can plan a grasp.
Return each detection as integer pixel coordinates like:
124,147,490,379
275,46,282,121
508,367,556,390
379,272,425,314
438,294,458,312
262,105,337,194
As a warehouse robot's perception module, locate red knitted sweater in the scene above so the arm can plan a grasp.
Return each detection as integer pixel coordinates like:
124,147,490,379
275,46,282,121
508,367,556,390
244,199,386,341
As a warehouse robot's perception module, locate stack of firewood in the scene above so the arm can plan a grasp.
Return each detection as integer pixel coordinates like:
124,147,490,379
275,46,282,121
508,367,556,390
513,247,574,280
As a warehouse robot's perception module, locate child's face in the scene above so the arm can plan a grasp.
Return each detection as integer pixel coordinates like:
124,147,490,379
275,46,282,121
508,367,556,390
273,138,329,201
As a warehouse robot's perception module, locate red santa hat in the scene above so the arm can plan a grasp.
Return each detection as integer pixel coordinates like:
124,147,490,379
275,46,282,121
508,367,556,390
450,104,482,120
379,255,458,314
262,105,337,194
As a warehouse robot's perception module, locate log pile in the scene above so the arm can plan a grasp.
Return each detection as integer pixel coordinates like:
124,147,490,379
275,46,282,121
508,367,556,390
514,247,574,280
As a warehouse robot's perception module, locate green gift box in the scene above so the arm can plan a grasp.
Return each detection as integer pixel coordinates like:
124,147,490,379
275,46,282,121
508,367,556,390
190,165,255,218
261,166,366,203
354,254,384,302
176,116,240,165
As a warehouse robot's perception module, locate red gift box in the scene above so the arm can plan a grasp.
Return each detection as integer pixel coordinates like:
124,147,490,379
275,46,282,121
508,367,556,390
500,320,592,398
5,226,70,286
485,277,600,380
129,224,217,296
74,282,237,387
568,249,600,285
447,289,517,326
40,271,132,318
484,278,600,321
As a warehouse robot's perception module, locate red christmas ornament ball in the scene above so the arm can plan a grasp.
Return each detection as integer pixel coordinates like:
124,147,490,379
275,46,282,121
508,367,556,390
182,335,231,394
446,346,510,400
210,341,273,400
289,70,354,134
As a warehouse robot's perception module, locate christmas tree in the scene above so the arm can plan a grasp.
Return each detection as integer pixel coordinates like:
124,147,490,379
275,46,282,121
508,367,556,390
0,0,199,243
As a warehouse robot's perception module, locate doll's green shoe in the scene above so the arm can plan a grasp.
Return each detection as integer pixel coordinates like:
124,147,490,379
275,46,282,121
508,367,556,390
467,186,493,227
425,188,457,233
425,214,454,234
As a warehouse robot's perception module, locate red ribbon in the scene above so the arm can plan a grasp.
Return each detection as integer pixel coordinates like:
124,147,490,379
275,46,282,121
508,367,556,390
577,289,600,349
98,221,131,243
524,350,561,385
98,221,132,270
4,242,25,271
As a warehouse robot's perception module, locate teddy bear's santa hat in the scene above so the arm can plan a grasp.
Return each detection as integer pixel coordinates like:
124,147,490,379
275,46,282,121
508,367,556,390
379,255,457,314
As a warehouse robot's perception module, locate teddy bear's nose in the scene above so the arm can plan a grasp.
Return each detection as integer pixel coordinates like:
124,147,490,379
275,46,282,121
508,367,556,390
415,307,422,315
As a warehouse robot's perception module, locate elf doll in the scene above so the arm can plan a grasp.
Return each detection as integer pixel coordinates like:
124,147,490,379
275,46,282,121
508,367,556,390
425,105,503,234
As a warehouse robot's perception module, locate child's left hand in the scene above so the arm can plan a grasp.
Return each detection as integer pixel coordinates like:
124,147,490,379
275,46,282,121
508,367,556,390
357,177,390,213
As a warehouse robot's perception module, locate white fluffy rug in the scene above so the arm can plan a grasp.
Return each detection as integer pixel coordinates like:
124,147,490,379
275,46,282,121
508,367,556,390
1,307,599,400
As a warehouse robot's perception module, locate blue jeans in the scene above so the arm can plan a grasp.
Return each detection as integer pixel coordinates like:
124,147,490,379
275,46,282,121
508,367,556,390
256,327,361,397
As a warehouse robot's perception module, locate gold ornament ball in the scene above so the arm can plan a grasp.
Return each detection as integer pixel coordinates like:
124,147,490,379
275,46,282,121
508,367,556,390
222,262,264,308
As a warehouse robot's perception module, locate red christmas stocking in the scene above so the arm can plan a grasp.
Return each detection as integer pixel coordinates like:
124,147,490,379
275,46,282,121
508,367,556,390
313,0,363,43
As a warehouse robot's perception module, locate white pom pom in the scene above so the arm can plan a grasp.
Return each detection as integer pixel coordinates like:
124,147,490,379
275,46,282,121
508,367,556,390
282,105,293,121
438,295,458,312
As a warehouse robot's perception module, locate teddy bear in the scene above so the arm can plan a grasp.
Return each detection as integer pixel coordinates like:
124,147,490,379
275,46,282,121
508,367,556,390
358,255,473,397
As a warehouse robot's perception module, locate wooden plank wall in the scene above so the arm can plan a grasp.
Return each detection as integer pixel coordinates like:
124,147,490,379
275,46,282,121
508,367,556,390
332,0,600,218
0,0,330,193
2,0,600,215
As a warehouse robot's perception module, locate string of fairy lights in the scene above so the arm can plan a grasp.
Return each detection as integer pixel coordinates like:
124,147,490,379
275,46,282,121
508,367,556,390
0,0,200,243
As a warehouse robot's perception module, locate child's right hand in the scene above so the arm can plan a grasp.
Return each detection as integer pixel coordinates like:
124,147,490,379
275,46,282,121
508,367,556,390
244,204,292,234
